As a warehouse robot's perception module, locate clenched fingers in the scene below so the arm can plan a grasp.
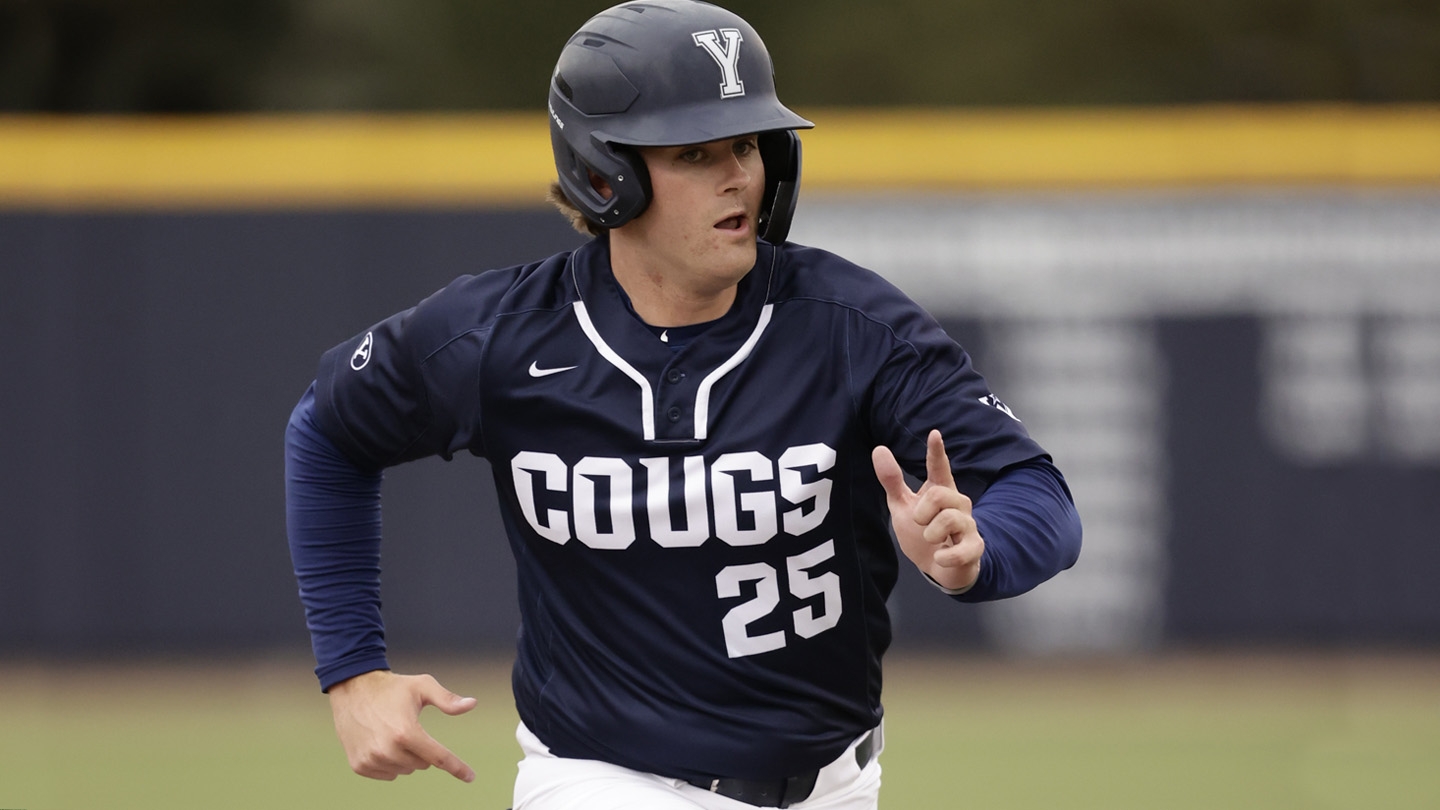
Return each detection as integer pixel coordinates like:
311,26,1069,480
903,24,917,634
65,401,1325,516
931,528,983,569
913,487,973,536
347,725,474,783
351,743,431,780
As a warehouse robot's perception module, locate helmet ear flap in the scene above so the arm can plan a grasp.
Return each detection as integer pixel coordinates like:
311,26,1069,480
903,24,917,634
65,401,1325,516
757,130,802,244
553,132,653,229
598,144,652,227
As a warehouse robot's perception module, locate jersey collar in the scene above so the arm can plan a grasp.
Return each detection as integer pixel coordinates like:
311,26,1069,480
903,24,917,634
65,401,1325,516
567,238,779,444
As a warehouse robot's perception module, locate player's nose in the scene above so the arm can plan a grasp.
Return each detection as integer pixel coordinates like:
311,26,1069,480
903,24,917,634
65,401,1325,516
719,143,757,192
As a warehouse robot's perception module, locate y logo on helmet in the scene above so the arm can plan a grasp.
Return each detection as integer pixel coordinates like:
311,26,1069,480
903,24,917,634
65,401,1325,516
692,28,745,98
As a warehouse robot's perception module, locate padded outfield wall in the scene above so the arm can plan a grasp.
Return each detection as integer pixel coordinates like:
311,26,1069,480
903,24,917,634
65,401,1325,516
2,109,1438,656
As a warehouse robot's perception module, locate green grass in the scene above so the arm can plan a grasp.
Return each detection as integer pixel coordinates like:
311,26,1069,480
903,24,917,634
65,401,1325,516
879,654,1440,810
2,652,1437,809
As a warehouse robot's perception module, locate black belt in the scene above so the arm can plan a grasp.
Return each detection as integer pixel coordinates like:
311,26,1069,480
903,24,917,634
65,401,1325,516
685,730,877,808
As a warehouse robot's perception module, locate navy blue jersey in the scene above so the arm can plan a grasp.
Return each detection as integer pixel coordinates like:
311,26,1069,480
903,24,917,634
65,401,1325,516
302,237,1065,782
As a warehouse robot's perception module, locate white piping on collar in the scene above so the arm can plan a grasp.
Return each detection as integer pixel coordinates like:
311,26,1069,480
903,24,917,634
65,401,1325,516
568,242,778,443
572,301,656,441
693,303,773,441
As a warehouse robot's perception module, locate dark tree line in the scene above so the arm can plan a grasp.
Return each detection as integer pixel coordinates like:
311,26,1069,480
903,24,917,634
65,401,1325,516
2,0,1437,112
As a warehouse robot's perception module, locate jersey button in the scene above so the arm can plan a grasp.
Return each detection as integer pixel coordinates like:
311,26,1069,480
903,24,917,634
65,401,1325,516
667,407,682,423
666,369,684,383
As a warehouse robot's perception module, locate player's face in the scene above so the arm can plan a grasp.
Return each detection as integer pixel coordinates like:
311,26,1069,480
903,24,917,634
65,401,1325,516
625,135,765,294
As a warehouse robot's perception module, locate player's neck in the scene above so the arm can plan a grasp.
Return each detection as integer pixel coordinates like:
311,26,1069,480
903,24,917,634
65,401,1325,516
608,245,739,328
615,271,736,328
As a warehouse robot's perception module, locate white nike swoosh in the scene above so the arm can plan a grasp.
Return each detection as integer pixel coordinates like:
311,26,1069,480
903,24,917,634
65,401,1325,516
528,361,578,378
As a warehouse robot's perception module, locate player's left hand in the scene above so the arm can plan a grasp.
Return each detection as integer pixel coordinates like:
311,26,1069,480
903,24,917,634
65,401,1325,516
872,429,984,592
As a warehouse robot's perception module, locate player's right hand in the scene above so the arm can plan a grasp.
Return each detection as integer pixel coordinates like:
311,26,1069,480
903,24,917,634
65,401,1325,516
327,669,478,783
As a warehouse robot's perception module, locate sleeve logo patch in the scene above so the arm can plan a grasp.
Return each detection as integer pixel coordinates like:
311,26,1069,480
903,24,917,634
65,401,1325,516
350,331,374,371
980,393,1021,422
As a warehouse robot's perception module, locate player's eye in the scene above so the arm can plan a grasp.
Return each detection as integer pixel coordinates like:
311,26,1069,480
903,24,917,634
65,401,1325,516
678,147,707,164
734,138,758,157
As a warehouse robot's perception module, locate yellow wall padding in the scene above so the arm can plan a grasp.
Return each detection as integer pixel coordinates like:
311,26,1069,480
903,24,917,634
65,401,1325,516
2,105,1438,209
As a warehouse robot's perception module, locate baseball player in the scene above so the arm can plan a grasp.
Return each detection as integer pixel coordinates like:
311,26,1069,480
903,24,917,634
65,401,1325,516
285,2,1082,808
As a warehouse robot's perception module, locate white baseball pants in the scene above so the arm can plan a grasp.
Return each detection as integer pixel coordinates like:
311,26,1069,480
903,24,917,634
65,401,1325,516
512,722,883,810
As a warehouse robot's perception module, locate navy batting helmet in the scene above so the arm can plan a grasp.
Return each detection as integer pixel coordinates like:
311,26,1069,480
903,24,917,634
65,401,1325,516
548,0,814,242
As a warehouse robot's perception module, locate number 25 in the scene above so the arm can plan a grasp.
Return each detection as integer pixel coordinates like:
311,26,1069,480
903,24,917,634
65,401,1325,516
715,540,842,658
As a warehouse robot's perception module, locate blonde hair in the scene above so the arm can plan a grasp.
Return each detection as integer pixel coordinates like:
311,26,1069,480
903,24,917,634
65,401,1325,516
547,181,607,238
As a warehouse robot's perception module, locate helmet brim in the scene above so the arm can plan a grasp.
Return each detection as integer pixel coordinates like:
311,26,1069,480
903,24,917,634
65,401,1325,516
591,98,813,148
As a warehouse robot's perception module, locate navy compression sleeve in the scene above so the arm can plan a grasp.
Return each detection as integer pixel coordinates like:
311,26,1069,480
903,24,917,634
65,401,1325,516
285,385,391,691
954,459,1083,602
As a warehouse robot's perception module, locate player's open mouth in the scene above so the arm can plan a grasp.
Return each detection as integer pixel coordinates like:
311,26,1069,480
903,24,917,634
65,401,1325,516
715,214,748,231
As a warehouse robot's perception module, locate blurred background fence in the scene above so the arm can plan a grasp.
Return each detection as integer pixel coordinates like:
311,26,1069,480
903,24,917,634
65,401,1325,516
2,0,1439,662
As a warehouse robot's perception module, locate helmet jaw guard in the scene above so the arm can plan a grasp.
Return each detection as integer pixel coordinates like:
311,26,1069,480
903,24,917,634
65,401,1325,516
548,0,813,241
756,129,801,244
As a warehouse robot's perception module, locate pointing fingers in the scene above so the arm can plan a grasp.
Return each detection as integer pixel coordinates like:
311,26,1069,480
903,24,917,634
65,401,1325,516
873,430,984,592
913,430,970,535
407,731,476,783
924,430,957,490
414,677,477,782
